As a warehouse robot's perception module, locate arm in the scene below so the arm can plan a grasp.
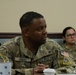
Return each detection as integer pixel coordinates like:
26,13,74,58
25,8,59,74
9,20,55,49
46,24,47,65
52,41,76,73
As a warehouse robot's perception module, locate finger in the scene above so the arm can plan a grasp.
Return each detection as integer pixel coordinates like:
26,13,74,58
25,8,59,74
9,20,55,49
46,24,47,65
38,64,49,68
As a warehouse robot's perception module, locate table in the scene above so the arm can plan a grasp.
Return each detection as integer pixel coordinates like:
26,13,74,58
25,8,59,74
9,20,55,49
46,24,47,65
34,73,76,75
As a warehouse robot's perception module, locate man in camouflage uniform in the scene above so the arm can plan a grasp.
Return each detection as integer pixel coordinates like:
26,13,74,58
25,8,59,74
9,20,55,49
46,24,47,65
0,11,75,75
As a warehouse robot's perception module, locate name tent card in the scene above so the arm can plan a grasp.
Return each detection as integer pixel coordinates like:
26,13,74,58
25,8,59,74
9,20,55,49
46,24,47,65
0,62,11,75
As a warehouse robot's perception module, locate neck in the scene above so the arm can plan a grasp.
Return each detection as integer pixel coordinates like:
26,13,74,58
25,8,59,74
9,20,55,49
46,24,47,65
23,39,40,53
66,43,75,47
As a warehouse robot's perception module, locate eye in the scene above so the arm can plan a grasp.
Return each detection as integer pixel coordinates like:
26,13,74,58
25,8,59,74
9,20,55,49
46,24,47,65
66,33,76,37
36,26,43,31
36,25,46,31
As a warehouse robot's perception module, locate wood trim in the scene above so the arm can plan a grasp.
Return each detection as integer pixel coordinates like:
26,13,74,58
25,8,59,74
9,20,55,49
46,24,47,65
47,33,62,39
0,33,62,39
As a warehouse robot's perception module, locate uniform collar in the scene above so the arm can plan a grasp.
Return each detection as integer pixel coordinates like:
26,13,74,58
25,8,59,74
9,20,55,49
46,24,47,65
19,37,33,58
63,43,76,51
19,37,50,60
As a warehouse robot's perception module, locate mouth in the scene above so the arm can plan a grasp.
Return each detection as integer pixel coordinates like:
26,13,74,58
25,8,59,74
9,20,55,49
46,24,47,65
41,34,47,42
42,37,47,42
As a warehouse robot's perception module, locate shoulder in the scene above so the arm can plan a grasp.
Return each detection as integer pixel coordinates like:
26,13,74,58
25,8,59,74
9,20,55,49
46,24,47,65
2,36,21,45
46,38,61,45
0,36,22,51
45,38,63,50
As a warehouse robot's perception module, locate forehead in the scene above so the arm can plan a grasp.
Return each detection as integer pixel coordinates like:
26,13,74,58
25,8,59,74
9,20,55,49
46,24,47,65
31,18,46,26
66,29,75,34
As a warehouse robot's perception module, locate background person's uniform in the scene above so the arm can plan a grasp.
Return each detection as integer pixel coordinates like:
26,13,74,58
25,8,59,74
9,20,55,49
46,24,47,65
62,44,76,65
0,36,75,75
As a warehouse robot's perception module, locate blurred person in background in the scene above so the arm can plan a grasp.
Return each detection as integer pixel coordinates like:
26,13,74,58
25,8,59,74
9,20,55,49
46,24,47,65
62,26,76,63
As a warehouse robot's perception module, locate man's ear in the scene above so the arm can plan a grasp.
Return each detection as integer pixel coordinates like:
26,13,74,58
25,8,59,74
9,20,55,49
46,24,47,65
22,28,29,36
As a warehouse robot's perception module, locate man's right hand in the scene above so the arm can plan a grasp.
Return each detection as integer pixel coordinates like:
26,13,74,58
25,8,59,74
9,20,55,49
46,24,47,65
33,64,49,75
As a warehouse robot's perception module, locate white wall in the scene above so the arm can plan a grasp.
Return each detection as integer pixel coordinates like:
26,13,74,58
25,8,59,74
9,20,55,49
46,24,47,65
0,0,76,33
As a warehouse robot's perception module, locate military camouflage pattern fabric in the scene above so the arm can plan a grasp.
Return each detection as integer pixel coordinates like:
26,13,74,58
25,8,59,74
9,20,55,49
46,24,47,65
0,36,75,75
62,44,76,64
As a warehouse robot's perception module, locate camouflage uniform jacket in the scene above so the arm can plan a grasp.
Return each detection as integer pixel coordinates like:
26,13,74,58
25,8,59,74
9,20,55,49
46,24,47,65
62,43,76,63
0,36,74,75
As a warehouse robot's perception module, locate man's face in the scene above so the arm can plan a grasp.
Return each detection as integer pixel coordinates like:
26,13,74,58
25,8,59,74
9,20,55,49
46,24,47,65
26,18,47,45
64,29,76,45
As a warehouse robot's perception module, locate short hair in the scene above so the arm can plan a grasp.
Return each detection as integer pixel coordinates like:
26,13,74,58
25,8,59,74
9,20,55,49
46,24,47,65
19,11,44,29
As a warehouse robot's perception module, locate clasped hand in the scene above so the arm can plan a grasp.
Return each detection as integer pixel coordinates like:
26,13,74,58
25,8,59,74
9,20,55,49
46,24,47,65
33,64,49,75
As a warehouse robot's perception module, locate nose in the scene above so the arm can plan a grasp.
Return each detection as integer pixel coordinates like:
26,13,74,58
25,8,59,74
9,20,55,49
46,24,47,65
42,28,47,35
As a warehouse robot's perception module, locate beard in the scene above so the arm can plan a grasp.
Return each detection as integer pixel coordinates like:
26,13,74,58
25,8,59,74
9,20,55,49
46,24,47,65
29,37,46,46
